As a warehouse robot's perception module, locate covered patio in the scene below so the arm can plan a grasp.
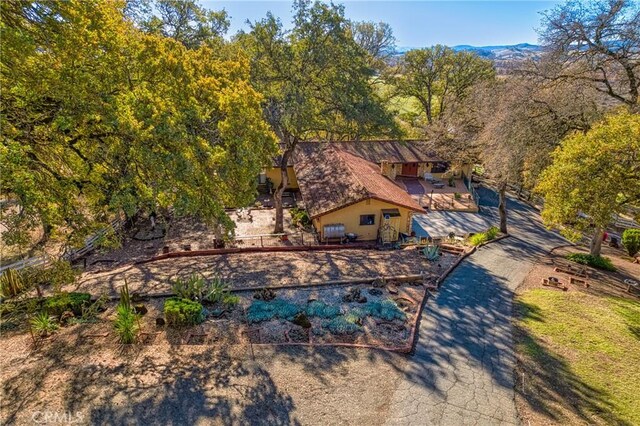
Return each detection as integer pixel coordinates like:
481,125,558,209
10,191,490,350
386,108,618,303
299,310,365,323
397,177,478,212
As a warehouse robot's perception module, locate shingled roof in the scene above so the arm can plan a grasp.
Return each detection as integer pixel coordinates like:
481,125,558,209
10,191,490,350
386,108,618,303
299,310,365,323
273,140,441,167
293,143,424,218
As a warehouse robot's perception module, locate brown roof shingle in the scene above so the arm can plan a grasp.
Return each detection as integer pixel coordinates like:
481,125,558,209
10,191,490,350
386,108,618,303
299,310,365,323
293,144,424,218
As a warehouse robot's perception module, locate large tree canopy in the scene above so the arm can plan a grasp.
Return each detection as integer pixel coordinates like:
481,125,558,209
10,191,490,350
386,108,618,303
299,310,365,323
536,109,640,255
240,0,397,233
390,45,495,125
0,0,276,250
539,0,640,109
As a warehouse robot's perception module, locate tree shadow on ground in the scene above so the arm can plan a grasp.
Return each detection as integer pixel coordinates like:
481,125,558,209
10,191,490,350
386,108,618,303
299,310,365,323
67,346,299,425
513,299,632,425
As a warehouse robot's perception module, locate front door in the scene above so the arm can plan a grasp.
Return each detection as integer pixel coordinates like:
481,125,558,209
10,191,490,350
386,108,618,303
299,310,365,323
401,163,418,176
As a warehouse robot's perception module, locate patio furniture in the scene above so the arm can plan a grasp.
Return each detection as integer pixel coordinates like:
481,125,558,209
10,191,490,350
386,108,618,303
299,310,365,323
423,172,436,182
433,182,445,189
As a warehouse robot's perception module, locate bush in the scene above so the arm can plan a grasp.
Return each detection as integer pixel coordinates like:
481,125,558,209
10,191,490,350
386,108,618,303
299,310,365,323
486,226,499,240
43,292,91,316
246,299,300,323
325,316,361,335
305,301,341,318
622,229,640,257
566,253,616,271
23,260,77,292
468,233,488,246
164,298,204,326
30,311,59,337
290,207,311,228
363,299,406,321
468,226,499,246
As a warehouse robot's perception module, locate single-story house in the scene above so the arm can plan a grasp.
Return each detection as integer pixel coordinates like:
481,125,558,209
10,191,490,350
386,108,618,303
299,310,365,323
260,140,474,242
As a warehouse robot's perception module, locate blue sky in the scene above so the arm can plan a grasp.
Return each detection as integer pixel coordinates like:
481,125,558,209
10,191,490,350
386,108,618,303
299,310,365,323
203,1,560,47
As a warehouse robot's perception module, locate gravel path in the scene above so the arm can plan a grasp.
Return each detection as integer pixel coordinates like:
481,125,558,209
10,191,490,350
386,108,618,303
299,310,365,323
386,187,568,425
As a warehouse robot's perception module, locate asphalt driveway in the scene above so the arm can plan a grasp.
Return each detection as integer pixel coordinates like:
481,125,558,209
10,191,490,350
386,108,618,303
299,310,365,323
386,187,567,425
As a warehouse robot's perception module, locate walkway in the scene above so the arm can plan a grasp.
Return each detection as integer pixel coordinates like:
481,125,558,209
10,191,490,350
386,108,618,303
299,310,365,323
387,187,567,425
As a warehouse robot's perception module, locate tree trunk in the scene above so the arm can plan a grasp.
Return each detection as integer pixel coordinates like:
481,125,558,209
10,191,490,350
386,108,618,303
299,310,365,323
498,182,508,234
589,227,604,256
273,149,292,234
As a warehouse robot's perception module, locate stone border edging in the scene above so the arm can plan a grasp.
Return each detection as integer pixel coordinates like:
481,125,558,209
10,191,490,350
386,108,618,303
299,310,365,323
134,244,375,265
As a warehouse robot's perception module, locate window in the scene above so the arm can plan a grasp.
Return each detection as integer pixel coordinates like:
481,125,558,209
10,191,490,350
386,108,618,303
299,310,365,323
360,214,375,226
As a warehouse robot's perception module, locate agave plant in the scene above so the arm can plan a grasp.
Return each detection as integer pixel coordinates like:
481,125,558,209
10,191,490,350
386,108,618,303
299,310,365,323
422,245,441,261
30,311,59,337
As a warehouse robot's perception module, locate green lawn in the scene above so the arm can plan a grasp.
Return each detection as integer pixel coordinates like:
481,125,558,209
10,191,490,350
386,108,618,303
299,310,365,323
515,289,640,425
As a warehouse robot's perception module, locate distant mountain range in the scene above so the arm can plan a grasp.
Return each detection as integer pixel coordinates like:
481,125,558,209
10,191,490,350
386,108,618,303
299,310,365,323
395,43,543,62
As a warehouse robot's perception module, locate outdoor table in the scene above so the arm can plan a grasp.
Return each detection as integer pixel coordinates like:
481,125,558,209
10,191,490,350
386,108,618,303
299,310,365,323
433,183,445,189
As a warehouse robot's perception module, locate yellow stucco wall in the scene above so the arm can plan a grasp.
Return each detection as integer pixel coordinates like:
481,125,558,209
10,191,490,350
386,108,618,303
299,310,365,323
264,166,298,189
313,198,416,241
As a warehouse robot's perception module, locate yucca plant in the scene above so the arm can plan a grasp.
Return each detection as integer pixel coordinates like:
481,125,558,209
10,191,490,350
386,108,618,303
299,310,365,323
114,280,139,344
30,311,59,337
422,245,441,261
0,268,26,298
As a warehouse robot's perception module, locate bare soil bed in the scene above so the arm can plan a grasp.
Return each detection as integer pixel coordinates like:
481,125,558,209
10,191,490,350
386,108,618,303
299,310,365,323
73,249,456,298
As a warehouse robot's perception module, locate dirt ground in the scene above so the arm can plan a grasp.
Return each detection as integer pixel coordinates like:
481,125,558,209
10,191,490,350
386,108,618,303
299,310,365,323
73,248,439,298
514,244,640,426
516,245,640,299
0,328,407,425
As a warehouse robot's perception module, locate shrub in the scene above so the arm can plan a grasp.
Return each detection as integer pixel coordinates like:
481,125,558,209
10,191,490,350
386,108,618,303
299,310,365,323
30,311,59,337
486,226,499,240
246,299,300,323
325,316,361,335
114,303,139,343
71,294,108,324
0,268,26,298
305,301,341,318
622,229,640,257
566,253,616,271
164,298,204,326
23,260,77,292
43,292,91,316
468,233,488,246
290,207,311,228
363,299,406,321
